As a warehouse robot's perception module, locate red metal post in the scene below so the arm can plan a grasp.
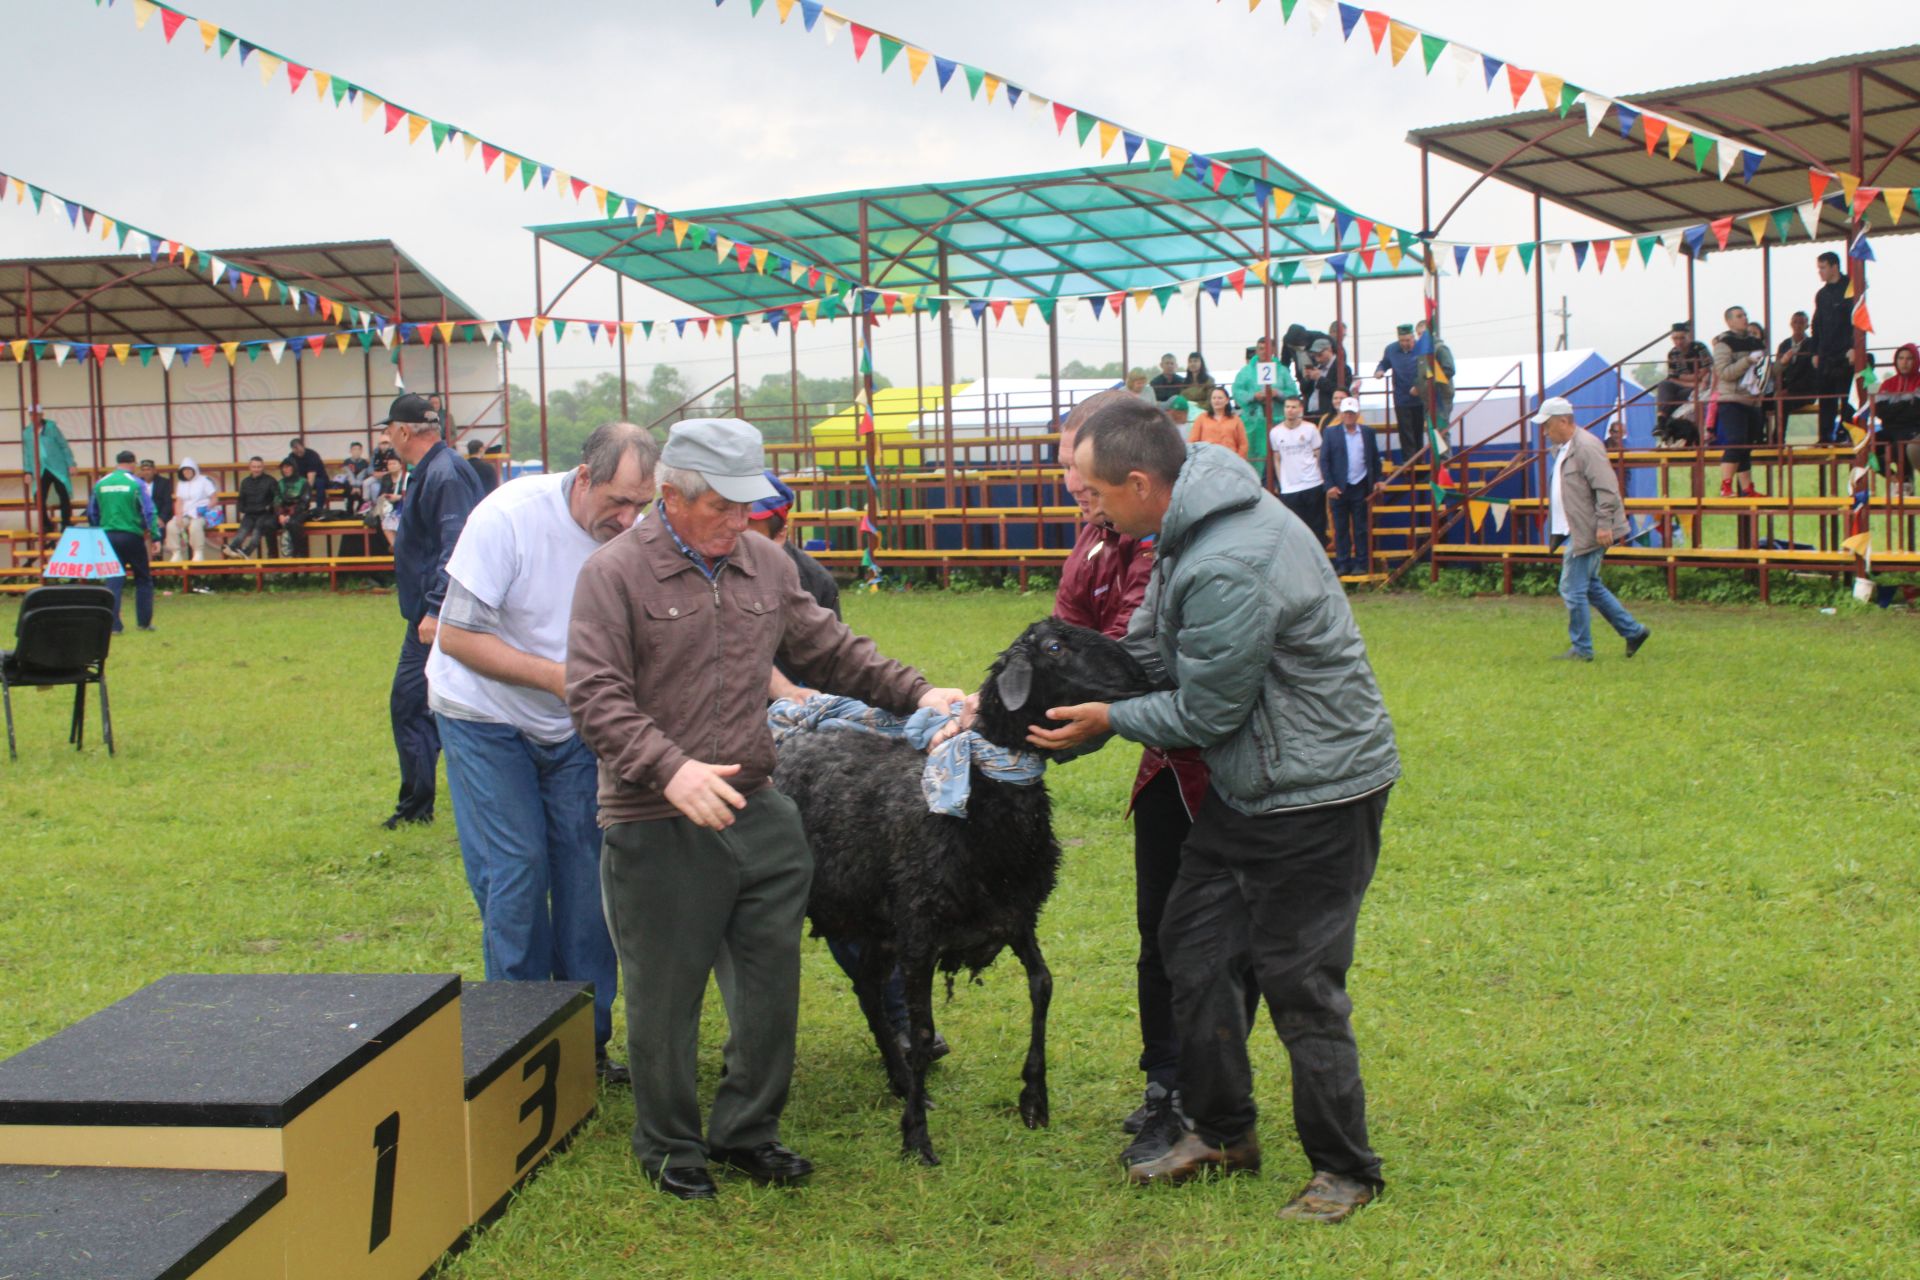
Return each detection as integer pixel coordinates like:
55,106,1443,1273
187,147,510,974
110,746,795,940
533,235,549,468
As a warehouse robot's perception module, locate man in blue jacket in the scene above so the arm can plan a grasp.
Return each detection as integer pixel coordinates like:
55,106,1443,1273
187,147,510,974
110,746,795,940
379,392,483,829
1032,396,1399,1224
1320,399,1384,577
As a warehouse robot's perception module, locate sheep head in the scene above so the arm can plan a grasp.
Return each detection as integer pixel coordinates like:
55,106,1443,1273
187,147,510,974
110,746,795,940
973,618,1154,756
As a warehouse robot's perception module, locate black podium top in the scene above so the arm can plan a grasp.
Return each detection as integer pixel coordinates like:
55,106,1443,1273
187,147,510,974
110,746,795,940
0,973,460,1127
0,1163,286,1280
459,981,591,1101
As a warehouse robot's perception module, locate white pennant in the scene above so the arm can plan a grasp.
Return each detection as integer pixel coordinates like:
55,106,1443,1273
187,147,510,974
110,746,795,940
1450,42,1479,89
1028,92,1051,118
820,13,847,43
1544,241,1565,267
1315,201,1336,232
1304,256,1326,284
380,326,397,348
1058,296,1083,322
1798,201,1822,238
1178,279,1201,303
1489,503,1509,532
1581,94,1612,137
1715,140,1738,182
268,340,287,364
206,256,225,284
1661,231,1683,261
157,346,177,371
1306,0,1333,34
54,344,71,367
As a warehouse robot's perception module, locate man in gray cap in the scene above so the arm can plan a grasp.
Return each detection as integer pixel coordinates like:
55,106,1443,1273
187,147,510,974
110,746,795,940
566,419,966,1201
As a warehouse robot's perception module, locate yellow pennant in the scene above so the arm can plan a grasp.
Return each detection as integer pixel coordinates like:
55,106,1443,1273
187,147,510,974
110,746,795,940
257,52,282,86
1248,259,1270,284
589,185,606,209
503,155,522,183
8,341,26,363
462,133,479,161
804,299,821,324
1384,240,1404,268
1132,289,1151,312
98,217,113,242
906,47,930,83
407,114,429,144
1168,147,1190,178
1273,189,1295,218
1536,73,1564,112
132,0,158,30
532,317,550,337
1493,244,1512,272
360,93,382,124
1839,171,1863,212
313,71,331,103
775,0,797,20
672,219,691,246
112,344,130,364
1388,22,1417,66
634,207,651,229
1097,120,1119,156
1376,223,1392,249
551,170,569,196
220,342,239,367
984,76,1001,105
1747,214,1769,245
437,323,455,343
1468,500,1489,531
752,248,769,274
1665,126,1688,161
620,323,635,340
335,333,351,353
197,19,218,49
1883,186,1910,224
714,237,734,265
1013,299,1033,326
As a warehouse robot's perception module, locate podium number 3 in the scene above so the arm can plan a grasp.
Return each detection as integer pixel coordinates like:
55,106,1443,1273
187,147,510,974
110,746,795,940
369,1111,400,1251
516,1040,560,1171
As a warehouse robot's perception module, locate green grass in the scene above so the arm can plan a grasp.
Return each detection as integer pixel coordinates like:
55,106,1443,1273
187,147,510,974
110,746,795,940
2,588,1917,1279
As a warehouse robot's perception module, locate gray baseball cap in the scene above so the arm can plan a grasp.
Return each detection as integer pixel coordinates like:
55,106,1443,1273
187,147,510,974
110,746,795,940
660,418,780,503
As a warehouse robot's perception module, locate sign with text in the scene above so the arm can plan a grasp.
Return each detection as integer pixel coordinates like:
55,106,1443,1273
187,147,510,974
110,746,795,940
44,527,124,580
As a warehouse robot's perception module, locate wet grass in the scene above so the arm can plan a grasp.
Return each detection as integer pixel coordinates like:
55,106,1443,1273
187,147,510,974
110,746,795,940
1,587,1916,1278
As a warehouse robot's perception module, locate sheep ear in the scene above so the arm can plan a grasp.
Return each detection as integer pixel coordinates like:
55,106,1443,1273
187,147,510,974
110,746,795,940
995,655,1033,711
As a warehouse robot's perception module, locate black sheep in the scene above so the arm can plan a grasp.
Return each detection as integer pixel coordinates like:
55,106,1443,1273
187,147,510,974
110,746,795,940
774,617,1153,1165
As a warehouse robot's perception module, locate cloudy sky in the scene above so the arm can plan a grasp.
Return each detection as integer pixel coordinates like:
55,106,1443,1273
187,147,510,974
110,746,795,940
4,0,1911,397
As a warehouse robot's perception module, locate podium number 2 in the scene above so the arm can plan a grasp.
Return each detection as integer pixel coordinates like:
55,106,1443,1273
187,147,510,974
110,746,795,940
516,1040,560,1171
369,1111,400,1251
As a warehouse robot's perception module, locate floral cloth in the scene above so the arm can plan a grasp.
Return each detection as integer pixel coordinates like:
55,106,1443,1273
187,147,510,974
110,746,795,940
768,695,1045,817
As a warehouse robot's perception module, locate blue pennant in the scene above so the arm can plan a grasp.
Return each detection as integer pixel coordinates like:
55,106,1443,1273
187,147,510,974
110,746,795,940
1122,131,1142,163
1338,3,1363,40
800,0,822,30
935,57,957,90
1089,296,1105,320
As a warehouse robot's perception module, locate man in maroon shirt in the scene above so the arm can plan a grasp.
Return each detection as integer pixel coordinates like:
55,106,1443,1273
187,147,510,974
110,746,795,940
1053,392,1222,1168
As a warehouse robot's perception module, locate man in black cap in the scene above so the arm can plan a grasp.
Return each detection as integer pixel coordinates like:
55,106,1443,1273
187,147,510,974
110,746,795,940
377,392,483,829
1373,323,1425,461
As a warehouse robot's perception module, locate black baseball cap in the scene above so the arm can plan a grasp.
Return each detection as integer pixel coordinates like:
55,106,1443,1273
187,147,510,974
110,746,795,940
375,392,439,426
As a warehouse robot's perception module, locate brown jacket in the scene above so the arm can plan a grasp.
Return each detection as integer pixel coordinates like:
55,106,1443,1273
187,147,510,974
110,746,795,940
1553,428,1629,556
566,514,931,825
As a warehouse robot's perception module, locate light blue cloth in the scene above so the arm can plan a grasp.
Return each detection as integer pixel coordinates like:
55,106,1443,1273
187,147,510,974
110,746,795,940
768,695,1045,817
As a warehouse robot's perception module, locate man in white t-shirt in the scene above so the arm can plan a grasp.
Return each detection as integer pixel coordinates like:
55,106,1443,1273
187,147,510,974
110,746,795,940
1268,395,1326,543
428,421,660,1083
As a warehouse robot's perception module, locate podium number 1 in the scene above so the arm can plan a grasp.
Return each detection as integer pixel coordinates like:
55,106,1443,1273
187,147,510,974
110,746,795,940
369,1111,400,1251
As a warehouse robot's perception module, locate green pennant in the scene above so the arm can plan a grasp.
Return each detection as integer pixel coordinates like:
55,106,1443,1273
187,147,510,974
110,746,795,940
731,317,746,337
331,77,349,106
1397,228,1419,252
604,190,620,218
1557,82,1582,117
114,223,130,248
1517,242,1536,273
1146,139,1165,168
879,36,902,72
430,120,450,151
357,330,375,349
1153,285,1175,312
245,344,261,362
1036,298,1056,324
820,294,842,319
217,30,235,58
1690,132,1713,172
1419,33,1446,74
964,65,985,99
551,320,568,341
1280,0,1300,16
520,160,537,190
138,348,153,367
750,0,766,12
1637,235,1658,263
641,320,654,338
1075,112,1097,146
1771,208,1796,241
1278,260,1300,286
1222,169,1250,197
27,186,43,212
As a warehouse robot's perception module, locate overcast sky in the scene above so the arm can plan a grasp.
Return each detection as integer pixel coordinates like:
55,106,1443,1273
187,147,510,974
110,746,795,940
4,0,1912,397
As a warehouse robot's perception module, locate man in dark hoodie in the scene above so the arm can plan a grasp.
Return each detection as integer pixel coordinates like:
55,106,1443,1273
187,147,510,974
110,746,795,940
275,460,311,557
224,457,281,558
1809,252,1856,444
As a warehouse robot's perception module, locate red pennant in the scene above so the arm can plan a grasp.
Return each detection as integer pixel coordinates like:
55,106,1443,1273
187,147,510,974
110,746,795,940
734,242,753,271
1358,247,1377,271
90,344,108,363
696,318,711,336
806,267,821,288
1436,465,1456,489
515,318,533,339
481,143,502,172
287,63,308,94
1594,240,1609,273
1354,218,1374,247
197,345,215,367
165,241,180,262
570,177,588,200
883,293,900,314
306,336,325,353
239,272,255,295
784,305,804,325
383,102,405,133
1052,102,1074,135
1108,291,1125,314
1854,186,1880,214
1228,268,1247,297
1643,117,1666,156
850,23,874,60
1808,169,1831,204
1473,245,1491,273
1362,10,1390,51
1709,217,1733,249
159,10,187,41
989,300,1008,324
417,326,433,345
653,211,669,235
80,208,94,232
1506,64,1534,107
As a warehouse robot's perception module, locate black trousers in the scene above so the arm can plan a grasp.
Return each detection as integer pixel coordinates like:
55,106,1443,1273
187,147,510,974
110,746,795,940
1814,358,1854,444
1278,486,1327,542
38,473,71,532
389,627,439,822
1395,402,1427,461
1161,785,1388,1187
1329,489,1370,573
103,530,153,631
232,513,278,556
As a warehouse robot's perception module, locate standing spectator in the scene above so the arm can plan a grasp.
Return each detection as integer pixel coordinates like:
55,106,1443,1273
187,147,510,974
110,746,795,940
565,419,965,1200
1269,395,1326,542
163,459,218,562
1810,251,1856,444
379,392,484,830
1181,352,1216,407
1124,369,1158,407
430,422,660,1085
1187,387,1248,459
1871,343,1920,497
22,416,75,534
1233,337,1299,485
138,459,173,557
1327,319,1353,399
1373,324,1426,462
466,438,500,495
223,457,281,559
275,460,312,557
85,450,159,633
1039,400,1400,1223
285,437,329,513
1149,353,1186,403
1774,311,1818,431
1279,322,1325,394
1321,399,1383,577
1711,305,1768,498
1654,320,1713,435
1418,321,1457,443
1299,338,1346,417
1538,397,1649,661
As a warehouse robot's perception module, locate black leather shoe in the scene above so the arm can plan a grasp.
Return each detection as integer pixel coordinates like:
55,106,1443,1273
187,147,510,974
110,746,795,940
648,1165,717,1201
1626,627,1651,659
710,1142,815,1185
595,1054,631,1086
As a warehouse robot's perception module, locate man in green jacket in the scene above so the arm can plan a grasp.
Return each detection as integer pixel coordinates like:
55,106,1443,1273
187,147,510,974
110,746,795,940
1032,398,1399,1224
84,450,160,632
23,416,76,533
1231,337,1300,489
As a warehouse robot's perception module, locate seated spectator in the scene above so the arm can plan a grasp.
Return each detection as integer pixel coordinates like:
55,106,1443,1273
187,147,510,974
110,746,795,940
163,458,218,562
364,453,407,553
285,438,328,512
1182,351,1215,407
1269,395,1326,540
224,456,281,559
275,460,311,557
466,438,499,495
1125,368,1157,406
1873,343,1920,497
1321,399,1383,577
334,442,372,514
1655,321,1712,435
1188,386,1248,459
1149,352,1186,402
1163,395,1192,428
1711,305,1768,498
1774,311,1818,422
138,459,173,557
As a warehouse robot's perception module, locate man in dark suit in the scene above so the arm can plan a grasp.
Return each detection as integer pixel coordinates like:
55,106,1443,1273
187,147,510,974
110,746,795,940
1320,398,1383,577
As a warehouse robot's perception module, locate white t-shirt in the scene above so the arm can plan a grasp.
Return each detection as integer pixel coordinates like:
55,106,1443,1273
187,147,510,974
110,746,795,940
174,474,217,516
426,472,598,742
1549,441,1571,538
1268,422,1324,493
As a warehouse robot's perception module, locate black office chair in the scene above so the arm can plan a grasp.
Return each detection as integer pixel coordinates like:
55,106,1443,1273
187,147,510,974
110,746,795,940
2,584,117,761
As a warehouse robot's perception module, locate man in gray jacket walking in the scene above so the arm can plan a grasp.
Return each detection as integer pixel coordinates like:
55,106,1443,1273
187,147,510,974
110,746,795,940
1031,396,1399,1223
1537,396,1651,662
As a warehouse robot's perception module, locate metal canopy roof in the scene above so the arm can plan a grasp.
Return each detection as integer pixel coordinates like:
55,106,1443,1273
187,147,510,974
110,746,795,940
531,148,1420,315
1408,46,1920,242
0,239,481,348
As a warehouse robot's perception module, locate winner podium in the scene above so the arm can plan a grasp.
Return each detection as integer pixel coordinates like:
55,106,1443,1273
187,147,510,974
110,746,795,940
0,974,596,1279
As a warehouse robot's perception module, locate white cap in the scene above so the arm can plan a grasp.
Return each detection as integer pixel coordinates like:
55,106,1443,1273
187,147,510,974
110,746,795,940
1531,396,1574,424
1338,397,1361,414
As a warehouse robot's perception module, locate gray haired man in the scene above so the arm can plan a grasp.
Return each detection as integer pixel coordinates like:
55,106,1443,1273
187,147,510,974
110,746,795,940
1538,396,1651,661
566,419,966,1200
428,422,660,1083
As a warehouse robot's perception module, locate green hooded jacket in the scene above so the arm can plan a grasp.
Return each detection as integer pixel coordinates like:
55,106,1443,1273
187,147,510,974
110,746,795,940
1107,443,1400,814
1231,357,1300,466
22,419,75,488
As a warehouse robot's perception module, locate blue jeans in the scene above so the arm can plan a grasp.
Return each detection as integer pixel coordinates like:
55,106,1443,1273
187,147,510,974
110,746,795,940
438,714,617,1053
1560,547,1645,658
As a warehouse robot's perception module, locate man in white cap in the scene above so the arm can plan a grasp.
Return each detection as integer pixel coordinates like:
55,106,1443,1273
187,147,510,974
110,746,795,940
1319,398,1382,577
566,419,966,1201
1538,397,1649,661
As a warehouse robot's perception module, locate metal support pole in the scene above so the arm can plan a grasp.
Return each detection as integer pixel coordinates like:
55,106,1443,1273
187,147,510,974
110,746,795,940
1849,66,1869,376
788,316,800,443
730,331,742,417
24,266,41,541
938,248,956,510
1047,305,1061,431
858,199,880,571
616,276,629,422
1119,303,1130,378
1533,194,1547,409
533,235,549,468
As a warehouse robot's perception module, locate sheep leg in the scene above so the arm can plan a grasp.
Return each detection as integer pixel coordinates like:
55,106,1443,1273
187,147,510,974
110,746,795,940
898,951,941,1166
850,942,914,1099
1011,929,1052,1130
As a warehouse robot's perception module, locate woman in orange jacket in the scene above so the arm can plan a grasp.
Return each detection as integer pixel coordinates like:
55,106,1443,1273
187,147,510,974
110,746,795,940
1188,386,1249,459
